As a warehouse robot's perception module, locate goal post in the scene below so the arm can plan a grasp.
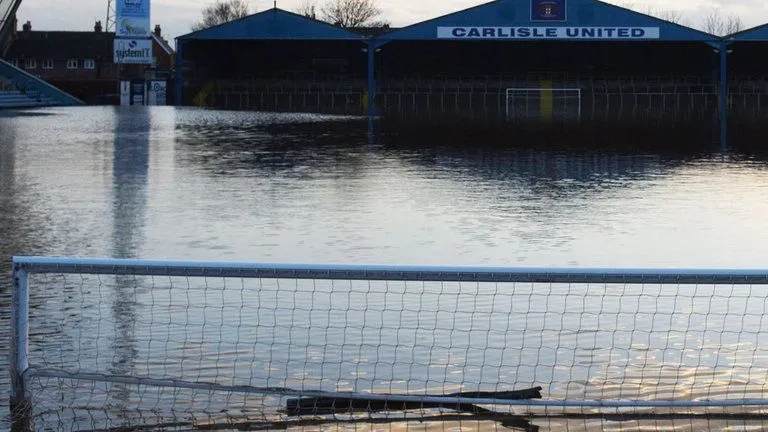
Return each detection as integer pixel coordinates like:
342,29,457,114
506,87,582,123
11,256,768,430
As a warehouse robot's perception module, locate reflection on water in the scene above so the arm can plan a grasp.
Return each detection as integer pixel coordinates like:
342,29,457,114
109,109,149,426
2,107,768,430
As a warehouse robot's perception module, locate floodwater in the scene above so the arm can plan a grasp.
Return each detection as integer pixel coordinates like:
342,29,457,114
2,107,768,431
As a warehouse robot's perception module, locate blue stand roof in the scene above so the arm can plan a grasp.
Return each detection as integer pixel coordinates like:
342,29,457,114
378,0,717,42
728,24,768,41
178,8,363,41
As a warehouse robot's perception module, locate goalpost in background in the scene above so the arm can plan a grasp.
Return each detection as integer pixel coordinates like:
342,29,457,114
506,87,582,123
11,256,768,430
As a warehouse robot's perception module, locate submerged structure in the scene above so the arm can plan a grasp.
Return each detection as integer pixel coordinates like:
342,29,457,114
725,24,768,139
174,0,768,140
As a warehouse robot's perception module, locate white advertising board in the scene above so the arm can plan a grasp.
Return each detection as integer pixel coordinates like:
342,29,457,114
146,80,167,106
117,17,151,37
114,39,153,64
120,81,131,106
116,0,150,18
116,0,151,37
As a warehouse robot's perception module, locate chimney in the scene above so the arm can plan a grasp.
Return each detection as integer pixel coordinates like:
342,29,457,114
22,20,31,33
12,17,18,37
154,24,161,37
95,20,103,33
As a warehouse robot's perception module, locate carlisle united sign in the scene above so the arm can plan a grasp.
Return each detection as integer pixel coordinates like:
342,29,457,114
436,27,660,40
532,0,566,22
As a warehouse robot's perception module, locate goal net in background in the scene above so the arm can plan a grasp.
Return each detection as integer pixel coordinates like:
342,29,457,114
11,257,768,431
506,88,582,123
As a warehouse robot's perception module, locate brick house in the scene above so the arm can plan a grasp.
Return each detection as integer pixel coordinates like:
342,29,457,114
4,20,174,104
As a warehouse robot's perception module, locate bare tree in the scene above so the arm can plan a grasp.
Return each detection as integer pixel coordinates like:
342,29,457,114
321,0,386,28
725,14,743,35
192,0,251,31
656,9,684,24
703,8,725,36
617,3,687,25
295,0,319,19
702,8,744,36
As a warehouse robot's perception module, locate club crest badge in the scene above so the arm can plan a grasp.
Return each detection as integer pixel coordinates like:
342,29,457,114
531,0,566,22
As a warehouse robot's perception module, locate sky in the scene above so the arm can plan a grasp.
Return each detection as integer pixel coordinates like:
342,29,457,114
14,0,768,44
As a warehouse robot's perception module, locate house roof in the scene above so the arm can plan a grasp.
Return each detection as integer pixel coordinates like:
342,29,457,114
177,8,364,41
152,32,174,55
6,31,115,60
378,0,718,42
6,30,174,60
726,23,768,41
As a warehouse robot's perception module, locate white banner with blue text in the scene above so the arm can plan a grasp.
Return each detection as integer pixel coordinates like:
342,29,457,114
116,0,151,37
437,26,660,40
114,39,153,65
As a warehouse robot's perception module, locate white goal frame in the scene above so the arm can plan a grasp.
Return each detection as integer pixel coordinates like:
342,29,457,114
505,87,582,121
12,256,768,431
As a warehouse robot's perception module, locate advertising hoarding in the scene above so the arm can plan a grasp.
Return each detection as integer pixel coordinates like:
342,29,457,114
116,0,151,37
114,39,153,64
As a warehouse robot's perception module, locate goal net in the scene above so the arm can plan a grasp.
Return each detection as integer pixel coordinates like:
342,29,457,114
506,88,582,123
11,258,768,431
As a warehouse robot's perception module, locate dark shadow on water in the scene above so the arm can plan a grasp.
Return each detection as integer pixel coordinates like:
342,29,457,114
727,122,768,156
79,413,540,432
173,117,736,189
374,119,723,153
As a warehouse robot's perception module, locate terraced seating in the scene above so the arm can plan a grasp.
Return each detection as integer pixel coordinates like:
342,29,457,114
0,89,55,108
0,58,83,107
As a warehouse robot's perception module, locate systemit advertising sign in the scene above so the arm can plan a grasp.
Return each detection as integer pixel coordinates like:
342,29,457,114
114,39,152,64
116,0,150,37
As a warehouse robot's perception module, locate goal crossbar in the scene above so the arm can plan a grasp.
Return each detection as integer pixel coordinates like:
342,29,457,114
12,256,768,285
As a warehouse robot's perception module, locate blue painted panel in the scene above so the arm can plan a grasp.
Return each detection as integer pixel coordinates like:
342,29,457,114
729,24,768,41
178,9,362,41
380,0,717,42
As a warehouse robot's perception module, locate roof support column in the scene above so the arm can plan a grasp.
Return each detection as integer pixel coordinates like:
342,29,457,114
175,41,184,107
719,41,728,147
366,40,375,117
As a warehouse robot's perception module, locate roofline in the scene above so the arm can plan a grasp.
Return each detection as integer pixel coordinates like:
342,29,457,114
374,0,497,40
152,32,175,55
595,0,718,40
378,0,721,42
725,22,768,40
15,30,116,35
176,7,364,41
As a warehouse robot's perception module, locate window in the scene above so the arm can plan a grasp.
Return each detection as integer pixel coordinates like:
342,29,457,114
10,59,19,68
43,59,54,70
24,58,36,69
67,59,78,70
84,59,95,70
151,56,157,68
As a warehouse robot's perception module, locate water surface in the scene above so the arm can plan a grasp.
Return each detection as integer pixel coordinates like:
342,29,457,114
2,107,768,431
